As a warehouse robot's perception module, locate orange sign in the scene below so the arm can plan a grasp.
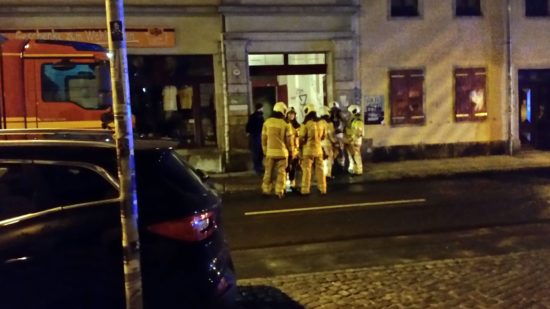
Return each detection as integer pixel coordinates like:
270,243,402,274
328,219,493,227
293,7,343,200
0,28,176,48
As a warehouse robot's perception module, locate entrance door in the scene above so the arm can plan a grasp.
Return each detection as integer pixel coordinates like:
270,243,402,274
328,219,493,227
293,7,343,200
518,69,550,149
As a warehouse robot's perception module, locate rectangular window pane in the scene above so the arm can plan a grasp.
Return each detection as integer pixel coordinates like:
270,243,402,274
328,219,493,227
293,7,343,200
526,0,549,16
456,0,482,16
248,54,284,66
455,68,487,122
390,69,425,125
391,0,419,17
288,53,326,65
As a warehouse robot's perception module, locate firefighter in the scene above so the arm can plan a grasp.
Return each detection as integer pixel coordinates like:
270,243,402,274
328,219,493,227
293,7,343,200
329,101,346,173
319,106,336,179
286,107,301,192
261,102,292,198
300,104,327,195
344,104,364,176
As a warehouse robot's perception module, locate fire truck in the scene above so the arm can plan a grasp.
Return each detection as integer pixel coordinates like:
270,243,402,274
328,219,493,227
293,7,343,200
0,35,111,129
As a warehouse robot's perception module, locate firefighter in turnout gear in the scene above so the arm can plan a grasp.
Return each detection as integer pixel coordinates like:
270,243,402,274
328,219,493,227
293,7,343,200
319,106,336,179
329,101,346,173
261,102,292,198
345,104,364,175
300,104,327,195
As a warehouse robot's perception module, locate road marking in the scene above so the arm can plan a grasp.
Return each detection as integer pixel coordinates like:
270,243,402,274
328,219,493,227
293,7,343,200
244,198,427,216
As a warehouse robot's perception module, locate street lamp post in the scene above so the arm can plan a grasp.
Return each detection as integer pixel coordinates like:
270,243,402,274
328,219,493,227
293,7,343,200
105,0,143,308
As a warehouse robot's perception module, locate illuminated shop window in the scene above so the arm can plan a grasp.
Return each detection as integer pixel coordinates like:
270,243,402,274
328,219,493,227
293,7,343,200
389,69,425,125
454,68,487,122
288,53,326,65
248,54,285,66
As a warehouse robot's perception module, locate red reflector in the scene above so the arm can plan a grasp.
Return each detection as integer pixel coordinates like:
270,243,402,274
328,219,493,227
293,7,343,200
147,211,217,242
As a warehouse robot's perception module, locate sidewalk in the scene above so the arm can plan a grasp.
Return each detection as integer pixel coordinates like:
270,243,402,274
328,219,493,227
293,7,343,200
210,150,550,194
237,249,550,308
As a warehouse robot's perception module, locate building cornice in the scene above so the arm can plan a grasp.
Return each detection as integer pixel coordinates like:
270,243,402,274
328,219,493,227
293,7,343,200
219,5,359,15
224,31,356,41
0,5,219,16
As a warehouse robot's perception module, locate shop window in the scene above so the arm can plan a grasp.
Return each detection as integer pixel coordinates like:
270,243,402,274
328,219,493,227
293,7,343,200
456,0,482,16
248,54,285,66
390,0,419,17
454,68,487,122
288,54,326,65
526,0,549,16
389,69,425,125
128,55,216,147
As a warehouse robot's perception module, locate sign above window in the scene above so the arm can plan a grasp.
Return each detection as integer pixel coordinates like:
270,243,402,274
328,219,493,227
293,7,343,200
0,28,176,48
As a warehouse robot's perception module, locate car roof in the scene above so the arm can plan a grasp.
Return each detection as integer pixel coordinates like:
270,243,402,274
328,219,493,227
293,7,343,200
0,129,181,174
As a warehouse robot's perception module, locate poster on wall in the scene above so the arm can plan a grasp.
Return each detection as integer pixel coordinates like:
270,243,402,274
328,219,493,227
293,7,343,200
363,95,384,125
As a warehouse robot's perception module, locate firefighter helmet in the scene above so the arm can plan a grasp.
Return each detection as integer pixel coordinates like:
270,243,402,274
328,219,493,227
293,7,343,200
273,102,288,115
328,101,340,110
303,103,316,116
347,104,361,115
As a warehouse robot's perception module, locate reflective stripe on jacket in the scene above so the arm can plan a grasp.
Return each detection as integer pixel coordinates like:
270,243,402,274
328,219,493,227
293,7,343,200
300,120,326,157
262,117,290,158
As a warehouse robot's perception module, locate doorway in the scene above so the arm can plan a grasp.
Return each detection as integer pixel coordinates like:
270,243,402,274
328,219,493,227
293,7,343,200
518,69,550,149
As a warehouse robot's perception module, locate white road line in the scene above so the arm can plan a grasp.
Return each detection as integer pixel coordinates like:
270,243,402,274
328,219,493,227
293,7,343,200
244,198,427,216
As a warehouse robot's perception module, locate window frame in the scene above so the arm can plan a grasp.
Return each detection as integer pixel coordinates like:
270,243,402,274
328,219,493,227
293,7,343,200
454,67,488,122
389,0,422,19
455,0,482,17
389,68,426,126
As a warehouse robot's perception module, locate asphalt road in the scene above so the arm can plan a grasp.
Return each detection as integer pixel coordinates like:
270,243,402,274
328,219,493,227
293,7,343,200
222,170,550,278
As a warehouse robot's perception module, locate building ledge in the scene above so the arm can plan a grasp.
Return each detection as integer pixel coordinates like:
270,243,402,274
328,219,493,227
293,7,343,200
0,5,218,16
219,5,359,15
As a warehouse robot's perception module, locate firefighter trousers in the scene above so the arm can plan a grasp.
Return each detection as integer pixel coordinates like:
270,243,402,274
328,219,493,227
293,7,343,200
346,143,363,175
301,155,326,195
262,157,288,197
322,145,335,178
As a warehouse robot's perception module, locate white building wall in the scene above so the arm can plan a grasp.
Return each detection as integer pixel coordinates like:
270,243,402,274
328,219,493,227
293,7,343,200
361,0,508,148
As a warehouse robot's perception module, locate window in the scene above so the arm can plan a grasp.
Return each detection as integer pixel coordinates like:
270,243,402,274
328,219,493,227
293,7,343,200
0,163,117,220
391,0,419,17
41,62,111,109
456,0,482,16
389,69,425,125
248,54,285,66
526,0,549,16
455,68,487,122
288,54,326,65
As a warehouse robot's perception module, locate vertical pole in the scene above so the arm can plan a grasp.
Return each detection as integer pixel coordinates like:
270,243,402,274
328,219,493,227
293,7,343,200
105,1,143,308
506,0,514,155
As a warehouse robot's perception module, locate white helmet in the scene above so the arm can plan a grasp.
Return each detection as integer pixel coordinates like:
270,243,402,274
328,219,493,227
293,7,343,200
347,104,360,115
303,103,316,116
318,105,330,117
273,102,288,115
328,101,340,110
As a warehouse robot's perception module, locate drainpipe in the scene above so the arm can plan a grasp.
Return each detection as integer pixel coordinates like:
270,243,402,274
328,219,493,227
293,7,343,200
506,0,514,155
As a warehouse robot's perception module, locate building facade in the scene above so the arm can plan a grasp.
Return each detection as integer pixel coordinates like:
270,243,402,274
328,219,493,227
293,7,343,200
1,0,549,172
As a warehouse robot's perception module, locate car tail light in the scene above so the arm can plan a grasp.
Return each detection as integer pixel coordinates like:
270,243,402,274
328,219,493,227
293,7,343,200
147,211,217,242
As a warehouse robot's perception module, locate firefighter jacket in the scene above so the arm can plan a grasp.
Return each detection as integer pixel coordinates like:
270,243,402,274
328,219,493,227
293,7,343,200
300,119,326,157
345,116,364,146
262,117,291,158
320,118,336,148
288,120,301,158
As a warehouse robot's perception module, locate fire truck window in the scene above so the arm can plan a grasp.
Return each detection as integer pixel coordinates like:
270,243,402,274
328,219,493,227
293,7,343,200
42,63,107,110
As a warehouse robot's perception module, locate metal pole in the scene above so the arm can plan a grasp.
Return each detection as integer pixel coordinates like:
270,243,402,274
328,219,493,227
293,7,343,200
506,0,514,155
105,1,143,308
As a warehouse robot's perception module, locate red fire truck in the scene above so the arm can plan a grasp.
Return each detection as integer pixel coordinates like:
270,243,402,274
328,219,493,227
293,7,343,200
0,35,111,129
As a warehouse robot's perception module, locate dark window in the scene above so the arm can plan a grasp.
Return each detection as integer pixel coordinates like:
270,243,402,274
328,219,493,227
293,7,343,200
391,0,419,17
456,0,482,16
41,62,111,109
0,163,117,220
389,69,425,125
455,68,487,122
526,0,549,16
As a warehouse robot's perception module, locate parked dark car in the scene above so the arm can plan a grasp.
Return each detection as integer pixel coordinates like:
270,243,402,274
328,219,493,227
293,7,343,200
0,130,236,309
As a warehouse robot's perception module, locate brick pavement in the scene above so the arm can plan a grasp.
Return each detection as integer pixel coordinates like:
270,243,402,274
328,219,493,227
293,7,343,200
237,249,550,308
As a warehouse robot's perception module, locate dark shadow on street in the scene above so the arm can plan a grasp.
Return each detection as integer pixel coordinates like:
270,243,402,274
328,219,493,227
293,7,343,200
237,285,304,309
